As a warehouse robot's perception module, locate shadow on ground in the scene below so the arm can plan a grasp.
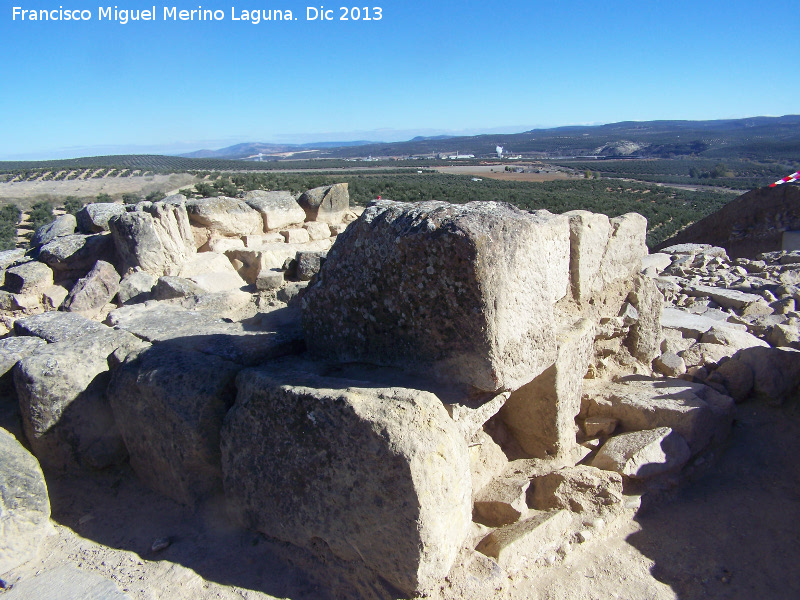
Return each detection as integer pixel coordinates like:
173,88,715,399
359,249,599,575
627,400,800,599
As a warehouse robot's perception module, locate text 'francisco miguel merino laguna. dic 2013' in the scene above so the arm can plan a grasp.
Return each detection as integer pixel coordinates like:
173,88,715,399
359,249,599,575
11,6,384,24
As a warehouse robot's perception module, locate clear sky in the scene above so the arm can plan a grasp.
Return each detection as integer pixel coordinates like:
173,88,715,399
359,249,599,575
1,0,798,159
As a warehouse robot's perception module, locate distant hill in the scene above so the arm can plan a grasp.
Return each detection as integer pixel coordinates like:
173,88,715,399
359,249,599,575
314,115,800,161
656,184,800,258
180,140,377,160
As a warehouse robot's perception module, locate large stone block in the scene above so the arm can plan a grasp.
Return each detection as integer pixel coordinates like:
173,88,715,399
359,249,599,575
599,213,648,286
565,210,611,302
63,260,120,317
500,318,595,459
109,200,195,276
298,183,350,224
31,214,77,248
108,344,242,505
583,376,734,454
243,190,306,231
14,341,129,470
221,363,472,595
37,233,117,279
302,200,569,392
76,202,126,234
4,261,53,294
626,274,663,363
0,427,51,574
186,196,263,237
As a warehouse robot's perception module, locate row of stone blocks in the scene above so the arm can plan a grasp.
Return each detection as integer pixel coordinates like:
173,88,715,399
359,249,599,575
4,200,652,595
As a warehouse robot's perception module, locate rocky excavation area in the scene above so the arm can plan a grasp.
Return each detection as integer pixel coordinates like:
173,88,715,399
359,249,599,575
1,185,799,599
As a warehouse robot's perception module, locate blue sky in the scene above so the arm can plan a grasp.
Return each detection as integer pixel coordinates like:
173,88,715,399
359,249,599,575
1,0,798,159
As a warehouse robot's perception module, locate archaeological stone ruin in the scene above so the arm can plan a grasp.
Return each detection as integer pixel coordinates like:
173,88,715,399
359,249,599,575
2,183,800,598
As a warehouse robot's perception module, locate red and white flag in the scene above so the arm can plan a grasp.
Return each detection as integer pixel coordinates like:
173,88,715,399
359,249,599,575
770,171,800,187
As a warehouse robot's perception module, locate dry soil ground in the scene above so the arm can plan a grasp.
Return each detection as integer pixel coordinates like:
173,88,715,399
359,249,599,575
2,392,799,600
0,174,199,208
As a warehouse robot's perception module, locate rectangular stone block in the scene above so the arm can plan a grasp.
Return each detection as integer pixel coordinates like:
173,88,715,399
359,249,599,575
500,318,595,459
302,200,569,392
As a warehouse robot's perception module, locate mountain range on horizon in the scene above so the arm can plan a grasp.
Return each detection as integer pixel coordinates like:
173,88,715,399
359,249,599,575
177,115,800,162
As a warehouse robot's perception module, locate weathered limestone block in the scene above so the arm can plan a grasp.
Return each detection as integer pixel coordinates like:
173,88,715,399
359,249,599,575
108,345,242,505
221,364,472,595
298,183,350,224
0,249,25,270
76,203,126,234
31,214,77,248
117,271,157,305
599,213,648,286
304,221,332,241
582,376,734,454
41,285,69,310
255,269,284,291
4,261,53,294
528,465,623,514
626,274,663,363
151,276,205,300
640,253,672,274
473,477,530,527
206,237,245,253
177,252,246,293
592,427,691,479
707,358,754,402
734,346,800,403
565,210,611,302
302,200,569,392
186,197,263,237
470,429,508,496
106,303,304,366
280,228,310,244
243,190,306,231
37,233,117,279
0,336,47,394
500,318,595,458
654,352,687,377
63,260,120,317
109,201,195,276
0,427,51,574
661,307,746,339
14,339,130,470
226,239,333,284
476,510,571,572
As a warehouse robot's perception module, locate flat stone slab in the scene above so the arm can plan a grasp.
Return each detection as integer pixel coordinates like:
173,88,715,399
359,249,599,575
106,303,304,366
4,566,132,600
476,510,572,571
661,307,747,338
685,284,764,310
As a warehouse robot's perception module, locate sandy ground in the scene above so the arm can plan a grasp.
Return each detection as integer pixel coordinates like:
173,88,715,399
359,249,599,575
2,393,799,600
0,174,199,206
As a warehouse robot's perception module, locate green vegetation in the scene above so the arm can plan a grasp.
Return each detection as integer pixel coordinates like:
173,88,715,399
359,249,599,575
96,193,112,203
145,190,166,202
0,204,21,250
28,201,54,233
63,196,84,215
551,158,797,190
121,192,140,203
210,171,734,248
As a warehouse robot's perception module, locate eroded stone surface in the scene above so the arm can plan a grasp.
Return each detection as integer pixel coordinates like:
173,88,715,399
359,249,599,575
302,200,568,392
221,362,471,595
